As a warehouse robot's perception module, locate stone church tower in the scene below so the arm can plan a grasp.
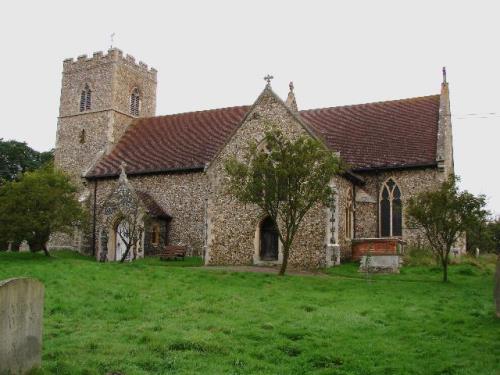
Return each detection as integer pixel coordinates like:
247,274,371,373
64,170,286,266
54,48,157,185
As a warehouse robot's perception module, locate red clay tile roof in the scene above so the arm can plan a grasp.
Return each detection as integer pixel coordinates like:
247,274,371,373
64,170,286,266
136,191,171,219
87,95,440,178
301,95,440,170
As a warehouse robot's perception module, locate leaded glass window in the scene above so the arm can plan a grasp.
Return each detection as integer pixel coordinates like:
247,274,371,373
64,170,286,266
380,178,402,237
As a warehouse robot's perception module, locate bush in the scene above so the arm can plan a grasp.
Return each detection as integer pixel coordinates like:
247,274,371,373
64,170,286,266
403,246,438,266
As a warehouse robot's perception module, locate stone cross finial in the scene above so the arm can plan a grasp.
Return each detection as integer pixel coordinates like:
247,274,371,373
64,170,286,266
110,32,115,49
289,81,294,92
442,66,447,83
264,74,274,86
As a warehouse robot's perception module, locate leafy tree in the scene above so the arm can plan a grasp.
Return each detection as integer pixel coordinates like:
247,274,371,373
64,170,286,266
0,138,54,184
115,193,145,263
225,128,341,275
406,176,489,282
0,164,84,256
466,217,500,254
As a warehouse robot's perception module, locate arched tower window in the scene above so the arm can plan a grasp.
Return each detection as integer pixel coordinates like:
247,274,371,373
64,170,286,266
345,188,354,239
380,178,402,237
80,84,91,112
130,88,140,116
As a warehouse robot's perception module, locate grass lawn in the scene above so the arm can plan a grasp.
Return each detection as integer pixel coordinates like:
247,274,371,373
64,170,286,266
0,251,498,375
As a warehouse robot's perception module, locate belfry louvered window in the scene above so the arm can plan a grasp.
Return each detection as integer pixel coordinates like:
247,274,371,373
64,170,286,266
130,88,140,116
380,178,402,237
80,84,91,112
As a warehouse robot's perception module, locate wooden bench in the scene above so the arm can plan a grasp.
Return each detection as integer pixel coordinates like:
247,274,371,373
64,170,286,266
159,245,187,261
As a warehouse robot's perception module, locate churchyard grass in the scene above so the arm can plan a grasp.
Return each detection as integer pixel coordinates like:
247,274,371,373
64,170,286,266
0,251,498,374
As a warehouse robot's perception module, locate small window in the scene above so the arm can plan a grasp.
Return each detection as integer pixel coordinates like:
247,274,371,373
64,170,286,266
151,223,160,246
380,178,403,237
79,129,86,144
80,84,91,112
345,188,354,239
130,88,140,116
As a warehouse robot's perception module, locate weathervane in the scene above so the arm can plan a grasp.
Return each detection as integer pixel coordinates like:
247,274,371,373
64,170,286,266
264,74,274,86
110,32,115,49
442,66,447,83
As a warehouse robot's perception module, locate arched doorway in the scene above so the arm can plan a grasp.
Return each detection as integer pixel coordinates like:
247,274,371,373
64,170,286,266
260,217,279,261
115,220,130,261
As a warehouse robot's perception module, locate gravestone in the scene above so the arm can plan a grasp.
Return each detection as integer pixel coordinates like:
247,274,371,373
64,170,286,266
359,255,402,273
0,278,44,375
19,241,30,253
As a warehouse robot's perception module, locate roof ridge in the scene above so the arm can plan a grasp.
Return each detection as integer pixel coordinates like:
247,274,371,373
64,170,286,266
139,105,250,121
299,94,440,113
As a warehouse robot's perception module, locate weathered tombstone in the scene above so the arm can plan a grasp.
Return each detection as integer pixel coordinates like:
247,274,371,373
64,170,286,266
0,278,44,374
359,255,402,273
18,241,30,253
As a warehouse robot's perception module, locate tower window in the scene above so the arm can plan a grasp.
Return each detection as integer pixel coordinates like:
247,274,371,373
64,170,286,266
79,129,86,144
130,88,140,116
80,84,92,112
380,178,402,237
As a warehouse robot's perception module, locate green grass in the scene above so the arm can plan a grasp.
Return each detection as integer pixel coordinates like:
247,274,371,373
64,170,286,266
0,251,498,375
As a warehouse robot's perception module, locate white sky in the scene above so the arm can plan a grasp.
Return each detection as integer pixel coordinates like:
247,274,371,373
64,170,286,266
0,0,499,215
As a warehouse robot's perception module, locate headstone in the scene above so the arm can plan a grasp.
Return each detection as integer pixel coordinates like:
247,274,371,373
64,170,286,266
326,244,341,267
0,278,44,374
19,241,30,253
359,255,402,273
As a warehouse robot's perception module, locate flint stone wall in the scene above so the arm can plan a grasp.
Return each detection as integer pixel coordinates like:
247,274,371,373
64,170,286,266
92,172,207,257
206,89,345,269
354,168,449,248
0,278,44,375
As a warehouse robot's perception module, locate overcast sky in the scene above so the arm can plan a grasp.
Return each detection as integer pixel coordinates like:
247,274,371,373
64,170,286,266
1,0,499,215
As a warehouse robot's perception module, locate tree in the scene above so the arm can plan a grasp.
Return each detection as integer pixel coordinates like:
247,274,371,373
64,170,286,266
495,254,500,318
0,164,84,256
115,193,145,263
0,138,54,184
225,128,341,275
406,176,488,282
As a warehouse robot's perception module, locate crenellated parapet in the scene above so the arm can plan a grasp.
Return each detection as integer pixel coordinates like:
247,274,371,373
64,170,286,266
63,48,157,81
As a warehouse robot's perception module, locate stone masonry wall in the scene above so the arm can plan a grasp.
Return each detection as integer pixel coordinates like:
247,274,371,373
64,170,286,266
354,168,447,247
206,88,341,269
333,175,355,259
91,172,207,257
55,48,157,188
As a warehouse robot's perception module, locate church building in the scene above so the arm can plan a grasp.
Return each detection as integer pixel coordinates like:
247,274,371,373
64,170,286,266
53,48,456,268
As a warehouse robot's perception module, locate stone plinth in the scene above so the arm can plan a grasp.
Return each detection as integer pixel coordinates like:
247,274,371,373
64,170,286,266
351,238,405,261
0,278,44,374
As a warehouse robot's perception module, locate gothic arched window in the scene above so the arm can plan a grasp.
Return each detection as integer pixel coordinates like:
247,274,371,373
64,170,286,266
130,88,140,116
80,84,91,112
345,188,354,239
380,178,402,237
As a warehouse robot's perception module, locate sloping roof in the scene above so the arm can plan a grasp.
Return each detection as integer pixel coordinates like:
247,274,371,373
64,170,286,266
136,191,171,219
87,95,440,178
301,95,440,170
